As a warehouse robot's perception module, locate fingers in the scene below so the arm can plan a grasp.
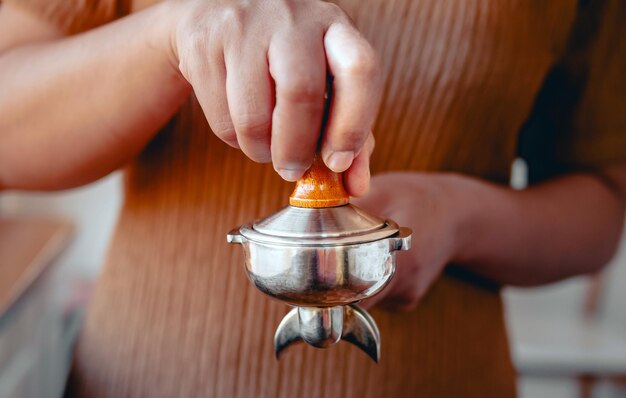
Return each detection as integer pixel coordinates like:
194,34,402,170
360,252,412,311
179,2,381,181
322,22,382,173
344,132,374,196
360,287,388,311
183,42,239,149
225,45,273,162
268,29,327,181
362,265,421,313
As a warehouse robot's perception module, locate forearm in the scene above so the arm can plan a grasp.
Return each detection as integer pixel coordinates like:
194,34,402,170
0,2,189,190
454,169,626,285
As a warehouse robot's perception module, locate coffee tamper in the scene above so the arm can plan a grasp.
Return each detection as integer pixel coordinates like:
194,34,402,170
227,156,412,362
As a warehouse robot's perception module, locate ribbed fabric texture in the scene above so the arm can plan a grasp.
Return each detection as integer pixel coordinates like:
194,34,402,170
61,0,584,397
3,0,130,34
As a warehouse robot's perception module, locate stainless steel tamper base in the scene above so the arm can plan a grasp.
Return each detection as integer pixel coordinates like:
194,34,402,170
274,304,381,362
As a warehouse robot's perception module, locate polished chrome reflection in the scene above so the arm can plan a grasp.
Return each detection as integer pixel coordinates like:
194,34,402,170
274,305,381,362
227,204,412,362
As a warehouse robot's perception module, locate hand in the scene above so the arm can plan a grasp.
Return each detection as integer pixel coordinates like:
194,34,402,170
352,172,468,311
169,0,382,196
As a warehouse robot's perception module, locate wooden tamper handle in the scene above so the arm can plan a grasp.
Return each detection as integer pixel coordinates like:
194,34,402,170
289,76,349,209
289,155,349,208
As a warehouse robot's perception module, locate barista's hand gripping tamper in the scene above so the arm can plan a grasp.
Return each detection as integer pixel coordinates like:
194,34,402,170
227,156,412,362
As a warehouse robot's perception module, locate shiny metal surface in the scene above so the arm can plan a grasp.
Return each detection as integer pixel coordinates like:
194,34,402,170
237,220,404,246
274,305,381,362
232,235,405,306
227,203,412,361
237,204,398,246
253,205,385,238
298,306,343,347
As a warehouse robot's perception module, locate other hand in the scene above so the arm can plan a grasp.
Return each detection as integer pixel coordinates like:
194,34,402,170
352,172,468,311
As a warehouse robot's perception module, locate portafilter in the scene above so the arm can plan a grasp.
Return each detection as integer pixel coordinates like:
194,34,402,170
227,155,412,362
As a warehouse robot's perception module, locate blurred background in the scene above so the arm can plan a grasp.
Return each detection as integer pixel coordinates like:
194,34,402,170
1,163,626,398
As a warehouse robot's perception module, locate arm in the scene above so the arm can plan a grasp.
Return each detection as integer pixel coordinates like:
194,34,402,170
456,166,626,285
0,3,190,190
355,166,626,310
0,1,381,192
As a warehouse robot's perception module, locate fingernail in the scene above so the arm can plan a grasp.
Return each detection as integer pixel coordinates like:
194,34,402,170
277,168,305,182
327,151,354,172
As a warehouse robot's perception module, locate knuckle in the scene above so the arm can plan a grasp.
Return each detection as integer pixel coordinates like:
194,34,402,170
343,45,380,77
235,114,272,143
184,19,214,53
337,130,368,150
219,5,246,31
189,28,206,50
279,75,324,104
178,29,209,80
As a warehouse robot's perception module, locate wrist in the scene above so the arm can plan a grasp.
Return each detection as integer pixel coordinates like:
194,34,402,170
435,173,494,266
145,1,188,78
445,173,516,266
